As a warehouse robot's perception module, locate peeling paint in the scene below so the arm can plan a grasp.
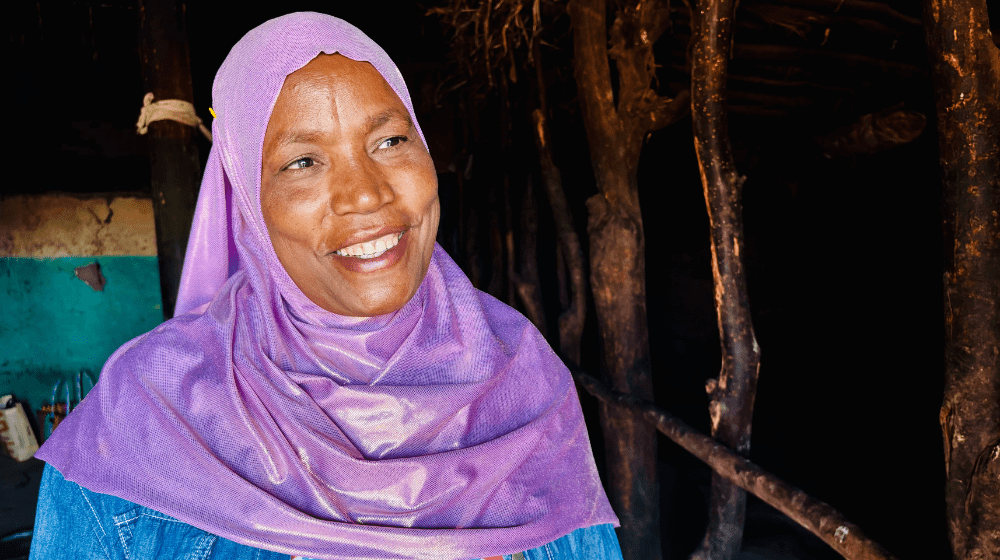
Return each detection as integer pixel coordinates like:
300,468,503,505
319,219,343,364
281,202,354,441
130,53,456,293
73,262,106,291
0,195,156,258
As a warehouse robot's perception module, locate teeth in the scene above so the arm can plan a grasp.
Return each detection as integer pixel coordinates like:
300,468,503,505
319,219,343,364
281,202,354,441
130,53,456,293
334,232,403,258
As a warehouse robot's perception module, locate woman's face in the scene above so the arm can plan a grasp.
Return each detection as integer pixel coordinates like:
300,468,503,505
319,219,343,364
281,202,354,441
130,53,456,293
261,54,440,316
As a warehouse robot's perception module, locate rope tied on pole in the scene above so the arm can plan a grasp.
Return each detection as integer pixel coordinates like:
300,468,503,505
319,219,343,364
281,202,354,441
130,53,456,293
136,92,213,142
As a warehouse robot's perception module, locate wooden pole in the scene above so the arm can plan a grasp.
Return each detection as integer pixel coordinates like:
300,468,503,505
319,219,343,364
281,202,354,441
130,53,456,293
689,0,761,558
568,0,660,556
136,0,201,319
923,1,1000,558
568,0,687,556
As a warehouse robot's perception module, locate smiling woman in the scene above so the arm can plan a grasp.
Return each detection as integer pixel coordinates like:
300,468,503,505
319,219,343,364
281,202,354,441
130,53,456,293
261,54,440,317
28,11,622,560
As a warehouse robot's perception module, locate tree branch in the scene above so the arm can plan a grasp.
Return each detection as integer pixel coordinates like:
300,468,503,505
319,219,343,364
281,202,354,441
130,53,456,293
570,368,901,560
609,0,680,136
570,0,622,152
647,89,691,132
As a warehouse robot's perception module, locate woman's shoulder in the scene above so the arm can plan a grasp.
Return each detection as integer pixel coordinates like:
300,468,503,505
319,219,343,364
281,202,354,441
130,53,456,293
31,464,287,560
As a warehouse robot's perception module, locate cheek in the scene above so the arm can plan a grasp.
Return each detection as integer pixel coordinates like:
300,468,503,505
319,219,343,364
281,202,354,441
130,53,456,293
426,198,441,236
262,183,322,240
260,184,284,239
418,175,441,243
414,160,440,214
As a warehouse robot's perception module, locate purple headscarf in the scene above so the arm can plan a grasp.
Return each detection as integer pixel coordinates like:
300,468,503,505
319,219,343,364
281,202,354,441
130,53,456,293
36,12,617,560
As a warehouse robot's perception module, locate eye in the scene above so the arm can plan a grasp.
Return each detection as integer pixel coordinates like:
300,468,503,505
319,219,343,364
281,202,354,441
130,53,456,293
284,157,314,171
377,136,408,151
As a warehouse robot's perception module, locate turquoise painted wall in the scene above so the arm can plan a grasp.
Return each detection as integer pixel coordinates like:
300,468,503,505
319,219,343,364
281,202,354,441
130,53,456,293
0,256,163,424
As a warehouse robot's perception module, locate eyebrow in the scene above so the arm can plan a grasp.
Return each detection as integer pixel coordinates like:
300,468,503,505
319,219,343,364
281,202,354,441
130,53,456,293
269,109,413,148
271,130,326,147
364,108,413,135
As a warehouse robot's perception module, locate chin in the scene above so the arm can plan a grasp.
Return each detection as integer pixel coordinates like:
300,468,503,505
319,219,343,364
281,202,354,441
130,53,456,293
339,286,417,317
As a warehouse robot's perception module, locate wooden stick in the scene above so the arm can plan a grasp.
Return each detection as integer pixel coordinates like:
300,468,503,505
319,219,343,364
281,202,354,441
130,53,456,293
689,0,761,556
570,369,901,560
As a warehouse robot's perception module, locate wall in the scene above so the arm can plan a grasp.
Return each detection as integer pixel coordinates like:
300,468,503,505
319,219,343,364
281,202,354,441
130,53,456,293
0,194,162,435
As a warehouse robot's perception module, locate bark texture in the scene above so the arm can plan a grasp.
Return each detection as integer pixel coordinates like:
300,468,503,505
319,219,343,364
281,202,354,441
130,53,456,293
136,0,201,319
569,0,687,557
571,369,900,560
923,2,1000,558
689,0,762,558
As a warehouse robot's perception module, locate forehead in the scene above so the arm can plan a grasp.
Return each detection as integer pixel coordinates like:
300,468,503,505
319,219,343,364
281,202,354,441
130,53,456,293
263,54,410,153
276,53,401,112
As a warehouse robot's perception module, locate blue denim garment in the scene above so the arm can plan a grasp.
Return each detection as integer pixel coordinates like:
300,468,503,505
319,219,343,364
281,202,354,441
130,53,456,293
29,464,623,560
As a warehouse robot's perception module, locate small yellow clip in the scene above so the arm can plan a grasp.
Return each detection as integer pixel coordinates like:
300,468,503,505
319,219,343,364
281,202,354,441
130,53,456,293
209,107,217,119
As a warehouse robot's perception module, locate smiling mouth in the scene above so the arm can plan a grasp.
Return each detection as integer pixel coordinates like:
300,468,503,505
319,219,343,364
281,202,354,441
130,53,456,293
332,231,405,259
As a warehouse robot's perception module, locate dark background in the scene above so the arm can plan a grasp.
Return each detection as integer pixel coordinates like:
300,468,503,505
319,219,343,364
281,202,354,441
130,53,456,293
0,1,955,558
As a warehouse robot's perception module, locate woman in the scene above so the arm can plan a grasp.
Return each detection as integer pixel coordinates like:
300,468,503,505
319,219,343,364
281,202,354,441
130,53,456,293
29,12,621,560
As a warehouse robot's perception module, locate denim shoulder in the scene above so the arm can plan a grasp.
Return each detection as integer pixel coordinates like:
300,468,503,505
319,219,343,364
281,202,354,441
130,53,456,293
522,524,624,560
28,463,279,560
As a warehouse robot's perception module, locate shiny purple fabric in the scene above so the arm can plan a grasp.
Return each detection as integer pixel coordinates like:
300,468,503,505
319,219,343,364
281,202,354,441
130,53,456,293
36,11,617,560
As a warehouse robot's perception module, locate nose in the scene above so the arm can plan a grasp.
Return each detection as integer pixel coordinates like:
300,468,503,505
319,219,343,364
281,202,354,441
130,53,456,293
329,155,395,215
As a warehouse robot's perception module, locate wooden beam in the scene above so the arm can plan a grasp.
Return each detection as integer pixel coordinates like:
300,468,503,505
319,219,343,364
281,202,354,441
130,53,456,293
571,369,901,560
136,0,201,319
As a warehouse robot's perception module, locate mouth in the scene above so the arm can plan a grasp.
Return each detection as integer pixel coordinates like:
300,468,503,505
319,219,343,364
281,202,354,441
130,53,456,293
332,231,405,259
329,228,411,274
